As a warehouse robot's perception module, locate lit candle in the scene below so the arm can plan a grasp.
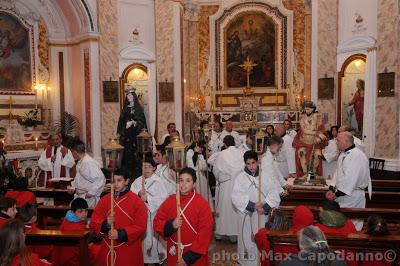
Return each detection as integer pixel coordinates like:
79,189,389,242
41,85,45,108
35,137,38,150
34,85,38,109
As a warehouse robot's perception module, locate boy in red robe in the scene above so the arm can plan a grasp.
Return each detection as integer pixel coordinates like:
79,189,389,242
90,169,148,266
5,177,36,208
0,197,18,229
153,167,213,266
51,198,88,265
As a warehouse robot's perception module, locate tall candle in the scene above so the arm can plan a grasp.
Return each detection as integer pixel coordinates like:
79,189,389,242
35,137,38,150
34,85,38,109
47,86,51,109
41,86,45,108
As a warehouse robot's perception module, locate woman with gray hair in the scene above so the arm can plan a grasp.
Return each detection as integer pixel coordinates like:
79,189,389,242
280,225,346,266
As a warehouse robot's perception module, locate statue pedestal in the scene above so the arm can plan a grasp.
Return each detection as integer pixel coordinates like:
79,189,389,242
293,176,327,186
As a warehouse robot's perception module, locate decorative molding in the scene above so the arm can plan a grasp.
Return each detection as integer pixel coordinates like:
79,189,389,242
351,11,367,35
337,35,377,55
184,2,199,21
119,46,156,62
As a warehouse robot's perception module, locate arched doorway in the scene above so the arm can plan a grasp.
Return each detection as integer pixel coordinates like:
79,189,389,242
338,54,366,138
119,64,149,124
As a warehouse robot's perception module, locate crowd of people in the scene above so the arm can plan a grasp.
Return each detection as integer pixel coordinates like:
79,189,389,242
0,117,381,265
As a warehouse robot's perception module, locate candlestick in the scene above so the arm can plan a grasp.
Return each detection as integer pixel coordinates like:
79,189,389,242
35,137,38,150
47,86,51,109
34,85,38,109
41,86,45,109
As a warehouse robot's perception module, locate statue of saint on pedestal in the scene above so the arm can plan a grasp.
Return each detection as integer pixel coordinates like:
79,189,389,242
292,101,328,179
117,89,147,178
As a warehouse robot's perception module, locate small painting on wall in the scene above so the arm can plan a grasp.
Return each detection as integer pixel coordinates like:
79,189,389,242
377,72,395,97
159,81,174,102
318,78,334,99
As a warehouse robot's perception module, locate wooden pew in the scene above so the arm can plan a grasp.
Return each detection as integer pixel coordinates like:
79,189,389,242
279,206,400,224
36,205,93,228
267,230,400,266
30,188,74,205
283,187,400,209
26,229,91,265
372,179,400,191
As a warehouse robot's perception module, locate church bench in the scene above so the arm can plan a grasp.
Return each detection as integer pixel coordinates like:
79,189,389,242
267,230,400,266
36,205,93,228
26,229,91,265
372,179,400,191
279,206,400,224
283,188,400,209
30,188,74,205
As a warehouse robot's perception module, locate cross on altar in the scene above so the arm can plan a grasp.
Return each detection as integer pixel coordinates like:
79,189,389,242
239,56,257,89
7,96,15,124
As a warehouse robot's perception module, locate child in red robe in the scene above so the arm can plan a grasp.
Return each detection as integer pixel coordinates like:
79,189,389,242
0,219,50,266
90,169,148,266
153,167,213,266
51,198,88,266
5,177,36,208
0,197,18,229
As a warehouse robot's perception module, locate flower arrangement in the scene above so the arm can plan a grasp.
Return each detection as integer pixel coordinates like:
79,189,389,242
17,109,43,128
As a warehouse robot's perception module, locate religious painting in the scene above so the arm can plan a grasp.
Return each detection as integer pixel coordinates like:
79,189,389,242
0,12,32,93
159,81,174,102
103,81,119,102
225,12,275,88
318,78,334,99
377,72,395,97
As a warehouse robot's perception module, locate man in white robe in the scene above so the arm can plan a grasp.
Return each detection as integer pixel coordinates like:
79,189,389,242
154,145,176,196
274,124,296,178
213,135,243,242
38,134,75,184
221,120,242,147
209,121,224,154
232,151,270,266
131,157,168,264
284,119,297,139
238,131,253,156
261,136,293,208
68,140,105,208
160,122,177,144
326,132,371,230
339,125,365,152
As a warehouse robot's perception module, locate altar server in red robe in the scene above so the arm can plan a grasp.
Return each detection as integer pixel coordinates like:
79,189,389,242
0,197,17,229
51,198,88,266
0,220,51,266
153,167,213,266
38,133,75,187
19,203,38,231
5,177,36,207
90,169,147,266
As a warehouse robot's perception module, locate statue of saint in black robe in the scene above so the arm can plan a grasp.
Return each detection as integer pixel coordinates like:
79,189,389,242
117,90,147,178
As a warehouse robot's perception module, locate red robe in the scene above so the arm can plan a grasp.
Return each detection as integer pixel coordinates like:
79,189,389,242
25,223,53,259
5,190,36,208
153,192,213,266
91,190,147,266
51,219,86,266
11,253,51,266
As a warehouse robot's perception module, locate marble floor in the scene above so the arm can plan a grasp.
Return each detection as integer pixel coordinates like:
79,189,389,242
208,239,237,265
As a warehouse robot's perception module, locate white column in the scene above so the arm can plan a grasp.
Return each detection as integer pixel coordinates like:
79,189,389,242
363,48,376,158
310,0,319,102
148,62,157,136
172,2,183,135
88,41,102,162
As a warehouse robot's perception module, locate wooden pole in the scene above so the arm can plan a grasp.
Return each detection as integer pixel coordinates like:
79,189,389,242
110,171,115,266
176,171,182,260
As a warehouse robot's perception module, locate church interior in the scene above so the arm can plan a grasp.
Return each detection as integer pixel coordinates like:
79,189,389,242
0,0,399,265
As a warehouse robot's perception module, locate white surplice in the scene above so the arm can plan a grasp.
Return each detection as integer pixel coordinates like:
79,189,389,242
221,129,242,147
155,164,176,196
213,146,243,236
274,134,296,178
131,174,168,263
38,145,75,179
232,170,267,266
70,154,105,208
331,146,372,230
186,149,214,211
261,149,287,208
322,138,339,178
209,130,224,154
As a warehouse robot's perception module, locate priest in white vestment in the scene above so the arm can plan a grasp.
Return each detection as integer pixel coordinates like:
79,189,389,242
38,134,75,184
131,158,168,264
238,131,253,156
326,132,371,231
220,120,242,147
232,151,269,266
213,135,243,241
68,140,105,208
209,121,224,154
261,136,293,208
274,124,296,178
339,125,365,152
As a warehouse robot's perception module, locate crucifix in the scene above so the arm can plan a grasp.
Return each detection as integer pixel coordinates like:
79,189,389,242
239,56,258,89
7,96,15,124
